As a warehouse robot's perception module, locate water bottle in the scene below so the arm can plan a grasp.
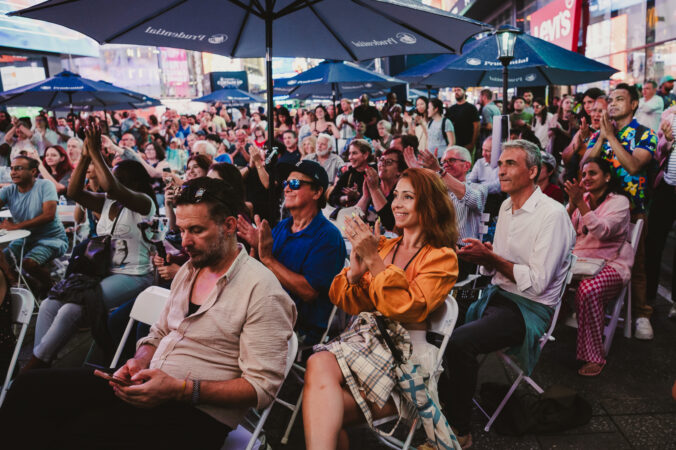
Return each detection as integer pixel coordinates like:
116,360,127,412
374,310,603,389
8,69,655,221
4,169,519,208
58,195,67,206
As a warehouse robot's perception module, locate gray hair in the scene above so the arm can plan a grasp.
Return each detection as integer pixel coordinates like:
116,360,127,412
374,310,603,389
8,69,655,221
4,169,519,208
67,137,83,148
502,139,542,182
316,133,335,153
193,140,217,157
445,145,472,163
377,120,391,133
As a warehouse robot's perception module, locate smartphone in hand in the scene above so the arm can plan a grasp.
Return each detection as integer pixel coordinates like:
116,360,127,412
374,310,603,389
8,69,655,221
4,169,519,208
93,369,133,386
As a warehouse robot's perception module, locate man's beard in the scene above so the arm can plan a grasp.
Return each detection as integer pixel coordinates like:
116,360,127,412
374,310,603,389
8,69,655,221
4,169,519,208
189,228,231,268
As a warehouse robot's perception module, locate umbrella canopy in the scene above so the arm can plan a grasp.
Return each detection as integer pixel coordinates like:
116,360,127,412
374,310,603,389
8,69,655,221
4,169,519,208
0,70,161,110
272,60,405,100
397,31,618,87
12,0,490,152
194,87,264,105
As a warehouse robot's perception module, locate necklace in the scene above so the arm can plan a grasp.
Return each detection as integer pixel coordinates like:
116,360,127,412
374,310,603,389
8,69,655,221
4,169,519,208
390,240,425,270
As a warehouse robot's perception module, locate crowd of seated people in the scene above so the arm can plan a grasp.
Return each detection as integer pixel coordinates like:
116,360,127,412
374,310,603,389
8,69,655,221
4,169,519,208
0,79,674,447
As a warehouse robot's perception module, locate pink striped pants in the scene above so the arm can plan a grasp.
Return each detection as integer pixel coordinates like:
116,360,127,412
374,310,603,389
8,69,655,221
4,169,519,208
575,265,624,365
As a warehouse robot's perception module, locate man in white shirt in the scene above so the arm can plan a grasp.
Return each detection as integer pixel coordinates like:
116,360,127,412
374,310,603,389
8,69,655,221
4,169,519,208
467,137,500,194
439,139,575,445
336,98,355,153
636,80,664,131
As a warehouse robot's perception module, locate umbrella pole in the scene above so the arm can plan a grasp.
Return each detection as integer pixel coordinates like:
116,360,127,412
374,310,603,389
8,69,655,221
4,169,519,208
265,7,274,156
332,83,337,119
427,84,431,99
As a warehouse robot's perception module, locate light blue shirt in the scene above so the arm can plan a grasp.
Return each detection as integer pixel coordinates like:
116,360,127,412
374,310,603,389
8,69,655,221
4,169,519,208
0,179,68,250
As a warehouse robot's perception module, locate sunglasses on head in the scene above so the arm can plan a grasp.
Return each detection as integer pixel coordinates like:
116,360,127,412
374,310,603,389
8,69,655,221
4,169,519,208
283,179,316,190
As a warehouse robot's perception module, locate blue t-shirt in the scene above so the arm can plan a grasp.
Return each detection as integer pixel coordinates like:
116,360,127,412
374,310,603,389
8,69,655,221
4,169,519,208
272,211,346,332
0,179,68,250
214,153,233,164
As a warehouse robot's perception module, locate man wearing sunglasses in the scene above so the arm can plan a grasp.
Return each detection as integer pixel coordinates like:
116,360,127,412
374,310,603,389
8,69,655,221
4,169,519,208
238,160,346,345
0,156,68,296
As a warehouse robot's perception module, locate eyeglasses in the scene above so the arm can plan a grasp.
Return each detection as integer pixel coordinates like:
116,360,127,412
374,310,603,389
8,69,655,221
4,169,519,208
283,179,316,190
442,157,468,165
377,158,398,167
10,166,28,172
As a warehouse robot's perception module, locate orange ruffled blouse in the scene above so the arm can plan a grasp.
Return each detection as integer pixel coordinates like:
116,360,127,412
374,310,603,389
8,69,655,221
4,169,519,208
329,236,459,323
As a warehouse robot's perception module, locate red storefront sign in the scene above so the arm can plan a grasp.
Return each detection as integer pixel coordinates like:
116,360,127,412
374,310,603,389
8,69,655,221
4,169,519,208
529,0,582,52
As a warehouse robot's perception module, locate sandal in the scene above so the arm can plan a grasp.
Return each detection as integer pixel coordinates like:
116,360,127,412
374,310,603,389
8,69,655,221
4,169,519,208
578,362,604,377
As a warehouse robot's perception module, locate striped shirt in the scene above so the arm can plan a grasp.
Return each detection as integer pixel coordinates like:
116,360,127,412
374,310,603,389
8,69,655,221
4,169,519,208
664,115,676,186
450,181,488,244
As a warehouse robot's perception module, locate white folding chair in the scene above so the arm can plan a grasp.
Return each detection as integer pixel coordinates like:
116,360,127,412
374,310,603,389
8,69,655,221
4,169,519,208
473,254,577,432
602,219,643,355
277,259,351,445
372,294,460,450
277,304,342,444
0,288,35,406
109,286,170,368
223,333,299,450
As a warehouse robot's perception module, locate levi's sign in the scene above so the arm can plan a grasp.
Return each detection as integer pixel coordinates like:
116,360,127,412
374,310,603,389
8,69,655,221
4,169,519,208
529,0,582,52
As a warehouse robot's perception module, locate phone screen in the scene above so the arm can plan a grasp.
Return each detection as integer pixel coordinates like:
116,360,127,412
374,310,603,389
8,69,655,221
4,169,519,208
93,369,132,386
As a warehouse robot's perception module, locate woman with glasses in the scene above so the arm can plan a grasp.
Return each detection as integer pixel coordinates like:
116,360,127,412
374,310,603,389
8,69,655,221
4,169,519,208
563,157,632,377
303,168,459,449
355,149,407,231
22,125,157,371
328,139,374,208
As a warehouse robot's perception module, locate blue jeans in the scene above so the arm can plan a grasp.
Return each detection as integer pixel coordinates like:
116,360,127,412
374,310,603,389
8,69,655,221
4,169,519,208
34,272,153,362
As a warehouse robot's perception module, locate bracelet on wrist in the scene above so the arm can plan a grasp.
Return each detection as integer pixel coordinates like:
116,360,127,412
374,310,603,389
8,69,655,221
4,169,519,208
191,379,201,405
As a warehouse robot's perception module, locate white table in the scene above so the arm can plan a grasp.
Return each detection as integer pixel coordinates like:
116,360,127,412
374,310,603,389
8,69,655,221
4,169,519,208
0,229,31,290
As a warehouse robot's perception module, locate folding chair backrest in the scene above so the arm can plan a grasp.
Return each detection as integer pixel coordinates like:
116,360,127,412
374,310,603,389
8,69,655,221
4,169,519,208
428,294,459,374
1,288,35,407
129,286,171,326
110,286,170,368
10,287,33,325
478,212,491,240
284,333,299,378
628,219,643,253
540,253,577,349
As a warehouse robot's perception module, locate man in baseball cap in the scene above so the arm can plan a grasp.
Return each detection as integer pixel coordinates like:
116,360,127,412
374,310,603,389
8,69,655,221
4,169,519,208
237,159,346,345
658,75,676,108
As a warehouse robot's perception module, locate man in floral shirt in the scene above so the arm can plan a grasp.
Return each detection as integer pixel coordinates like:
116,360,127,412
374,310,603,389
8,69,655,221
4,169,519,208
584,83,657,340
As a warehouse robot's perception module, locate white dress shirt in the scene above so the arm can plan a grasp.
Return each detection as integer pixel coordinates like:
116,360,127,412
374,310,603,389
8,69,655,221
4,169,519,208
482,187,575,307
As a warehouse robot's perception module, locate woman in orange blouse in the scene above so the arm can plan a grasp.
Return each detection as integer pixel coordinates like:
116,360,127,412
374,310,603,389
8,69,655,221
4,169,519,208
303,167,459,450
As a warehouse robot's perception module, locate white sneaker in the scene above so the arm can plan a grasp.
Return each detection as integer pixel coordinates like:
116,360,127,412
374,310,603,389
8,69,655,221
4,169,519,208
635,317,654,340
668,304,676,319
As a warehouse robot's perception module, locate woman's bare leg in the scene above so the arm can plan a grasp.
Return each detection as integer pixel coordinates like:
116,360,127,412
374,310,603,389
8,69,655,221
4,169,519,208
304,351,347,449
304,351,398,449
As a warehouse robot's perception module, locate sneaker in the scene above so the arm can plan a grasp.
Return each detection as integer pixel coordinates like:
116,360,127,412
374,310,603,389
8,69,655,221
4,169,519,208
668,304,676,319
634,317,654,340
564,312,578,328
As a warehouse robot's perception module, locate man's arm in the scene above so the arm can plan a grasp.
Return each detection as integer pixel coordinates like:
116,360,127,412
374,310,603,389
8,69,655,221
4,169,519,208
605,133,653,175
0,200,57,231
260,257,319,302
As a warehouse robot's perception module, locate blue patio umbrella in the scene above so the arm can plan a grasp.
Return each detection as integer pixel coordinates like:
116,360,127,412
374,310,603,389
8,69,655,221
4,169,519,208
0,70,161,111
194,87,264,105
12,0,490,153
272,61,405,104
397,31,618,87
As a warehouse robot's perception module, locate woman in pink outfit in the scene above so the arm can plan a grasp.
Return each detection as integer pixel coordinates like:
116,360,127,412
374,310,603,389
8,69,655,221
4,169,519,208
564,157,633,377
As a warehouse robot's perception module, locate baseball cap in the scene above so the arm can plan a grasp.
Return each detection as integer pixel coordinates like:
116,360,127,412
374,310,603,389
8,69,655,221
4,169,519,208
660,75,675,86
289,160,329,192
